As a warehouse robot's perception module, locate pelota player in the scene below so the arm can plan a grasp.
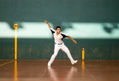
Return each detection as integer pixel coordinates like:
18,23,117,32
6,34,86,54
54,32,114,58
44,20,78,66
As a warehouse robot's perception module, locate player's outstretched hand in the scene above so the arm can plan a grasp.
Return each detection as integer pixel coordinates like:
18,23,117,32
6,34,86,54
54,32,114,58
44,20,48,24
73,40,77,44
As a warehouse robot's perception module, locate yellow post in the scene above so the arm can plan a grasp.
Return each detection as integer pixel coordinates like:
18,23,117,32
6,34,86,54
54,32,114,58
14,24,18,60
82,48,85,61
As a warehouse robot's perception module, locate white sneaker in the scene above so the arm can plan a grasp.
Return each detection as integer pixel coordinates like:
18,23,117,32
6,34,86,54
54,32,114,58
71,60,78,65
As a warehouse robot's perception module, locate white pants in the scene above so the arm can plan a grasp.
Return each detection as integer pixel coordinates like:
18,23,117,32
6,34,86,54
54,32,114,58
48,43,75,65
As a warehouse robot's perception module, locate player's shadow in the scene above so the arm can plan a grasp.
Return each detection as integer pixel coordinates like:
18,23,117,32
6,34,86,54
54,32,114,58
103,23,119,34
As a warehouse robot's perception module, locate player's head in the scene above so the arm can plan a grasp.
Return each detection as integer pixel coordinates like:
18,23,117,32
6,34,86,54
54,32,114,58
56,26,61,34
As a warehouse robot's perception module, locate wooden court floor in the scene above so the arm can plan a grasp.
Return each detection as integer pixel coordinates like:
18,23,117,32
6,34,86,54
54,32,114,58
0,60,119,81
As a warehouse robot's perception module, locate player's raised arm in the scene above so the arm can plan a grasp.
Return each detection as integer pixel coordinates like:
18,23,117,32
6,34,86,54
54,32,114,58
67,36,77,44
44,20,51,29
44,20,55,34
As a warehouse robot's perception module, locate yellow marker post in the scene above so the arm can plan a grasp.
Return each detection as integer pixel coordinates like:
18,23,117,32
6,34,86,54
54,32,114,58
82,48,85,61
81,48,85,76
14,24,18,60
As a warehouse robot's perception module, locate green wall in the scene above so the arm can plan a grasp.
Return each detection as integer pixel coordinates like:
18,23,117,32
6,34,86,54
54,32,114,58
0,0,119,28
0,0,119,59
0,38,119,60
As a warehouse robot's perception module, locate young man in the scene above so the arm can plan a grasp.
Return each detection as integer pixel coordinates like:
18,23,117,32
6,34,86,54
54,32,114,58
44,20,78,66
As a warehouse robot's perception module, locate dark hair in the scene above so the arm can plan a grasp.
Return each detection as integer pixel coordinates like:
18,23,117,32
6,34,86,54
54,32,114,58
56,26,61,30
